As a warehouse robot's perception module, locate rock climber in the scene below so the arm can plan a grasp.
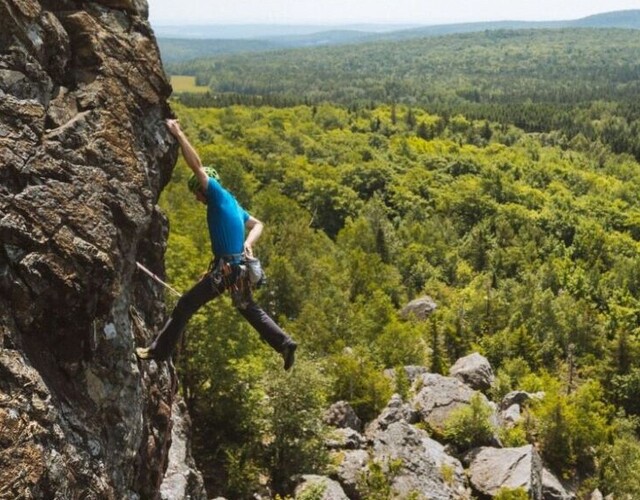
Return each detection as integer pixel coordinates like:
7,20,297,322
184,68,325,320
136,119,297,370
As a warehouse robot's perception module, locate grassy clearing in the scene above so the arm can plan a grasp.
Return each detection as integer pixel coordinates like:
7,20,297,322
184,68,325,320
170,75,209,93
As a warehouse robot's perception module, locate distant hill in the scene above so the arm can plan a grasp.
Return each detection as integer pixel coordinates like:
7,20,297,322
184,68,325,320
377,9,640,39
157,30,378,64
573,9,640,28
157,10,640,63
154,23,416,39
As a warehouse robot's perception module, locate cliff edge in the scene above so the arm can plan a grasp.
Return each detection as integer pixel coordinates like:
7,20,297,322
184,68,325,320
0,1,198,497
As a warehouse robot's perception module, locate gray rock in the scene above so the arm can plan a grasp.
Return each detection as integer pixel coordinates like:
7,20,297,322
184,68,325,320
450,352,494,391
590,489,604,500
295,475,349,500
411,373,494,435
501,404,522,428
0,0,189,497
542,467,575,500
160,398,207,500
331,449,369,499
501,391,533,410
326,427,366,450
383,365,429,386
400,296,437,320
465,445,543,499
324,400,362,432
367,421,469,499
365,394,419,437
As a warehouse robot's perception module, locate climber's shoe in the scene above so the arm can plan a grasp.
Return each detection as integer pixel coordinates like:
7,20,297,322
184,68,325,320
135,346,156,360
281,342,297,371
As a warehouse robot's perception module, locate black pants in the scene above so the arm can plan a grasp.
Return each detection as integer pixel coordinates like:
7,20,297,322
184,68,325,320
148,265,293,360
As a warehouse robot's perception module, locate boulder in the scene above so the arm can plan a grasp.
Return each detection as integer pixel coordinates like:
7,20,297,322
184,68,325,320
400,296,437,320
367,421,469,499
500,404,521,428
160,398,207,500
383,365,429,386
331,449,369,499
450,353,494,391
324,400,362,432
326,427,366,450
589,489,604,500
365,393,419,437
501,391,533,410
465,445,543,499
411,373,494,435
542,467,575,500
295,475,349,500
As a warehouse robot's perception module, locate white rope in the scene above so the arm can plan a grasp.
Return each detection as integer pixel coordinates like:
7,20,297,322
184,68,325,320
136,261,182,298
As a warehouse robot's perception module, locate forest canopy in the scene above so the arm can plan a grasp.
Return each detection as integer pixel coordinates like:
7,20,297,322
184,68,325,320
159,25,640,498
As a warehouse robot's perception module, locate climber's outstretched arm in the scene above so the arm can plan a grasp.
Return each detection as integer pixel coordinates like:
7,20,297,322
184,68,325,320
166,119,208,192
244,216,264,257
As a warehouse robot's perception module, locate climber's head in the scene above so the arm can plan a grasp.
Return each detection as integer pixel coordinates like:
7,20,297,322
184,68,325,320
188,166,220,204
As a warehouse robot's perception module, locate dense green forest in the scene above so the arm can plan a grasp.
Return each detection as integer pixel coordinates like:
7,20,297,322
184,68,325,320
159,24,640,499
167,29,640,162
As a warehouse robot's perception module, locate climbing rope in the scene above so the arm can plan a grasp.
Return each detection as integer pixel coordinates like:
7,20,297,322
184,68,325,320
135,261,182,298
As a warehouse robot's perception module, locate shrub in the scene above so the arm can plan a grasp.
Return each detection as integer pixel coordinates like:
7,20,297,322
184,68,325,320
357,458,404,500
443,393,496,451
494,487,529,500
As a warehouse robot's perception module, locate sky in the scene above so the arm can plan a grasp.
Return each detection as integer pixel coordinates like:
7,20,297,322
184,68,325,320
147,0,640,25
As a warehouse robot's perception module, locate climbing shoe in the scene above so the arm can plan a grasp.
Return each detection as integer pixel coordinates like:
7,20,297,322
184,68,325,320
281,342,297,371
135,347,155,360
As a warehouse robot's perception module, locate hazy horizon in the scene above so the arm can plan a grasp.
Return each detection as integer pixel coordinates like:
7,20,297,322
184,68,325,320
147,0,639,26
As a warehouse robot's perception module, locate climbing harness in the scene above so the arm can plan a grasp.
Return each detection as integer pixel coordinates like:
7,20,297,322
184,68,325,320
136,254,266,308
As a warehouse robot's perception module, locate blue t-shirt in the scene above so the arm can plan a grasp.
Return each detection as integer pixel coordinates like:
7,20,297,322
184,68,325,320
206,177,250,257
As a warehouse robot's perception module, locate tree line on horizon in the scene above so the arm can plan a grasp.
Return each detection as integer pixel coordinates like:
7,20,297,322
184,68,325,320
166,28,640,164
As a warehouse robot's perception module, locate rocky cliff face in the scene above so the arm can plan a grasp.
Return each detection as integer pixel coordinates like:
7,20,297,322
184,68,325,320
0,1,192,497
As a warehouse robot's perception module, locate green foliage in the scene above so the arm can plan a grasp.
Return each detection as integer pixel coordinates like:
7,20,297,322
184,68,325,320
528,378,613,475
295,481,327,500
168,29,640,161
498,423,529,448
442,393,496,451
260,357,330,493
611,368,640,416
393,365,411,401
159,97,640,494
489,357,532,401
357,458,404,500
440,463,455,486
599,417,640,499
329,349,393,423
493,487,530,500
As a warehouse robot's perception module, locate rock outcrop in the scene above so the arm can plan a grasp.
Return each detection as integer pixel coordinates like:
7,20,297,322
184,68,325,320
411,372,496,435
400,295,437,320
369,421,469,499
324,400,363,432
160,397,207,499
465,445,543,499
449,352,494,391
0,0,193,497
542,467,575,500
326,393,470,500
295,475,350,500
318,355,588,500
